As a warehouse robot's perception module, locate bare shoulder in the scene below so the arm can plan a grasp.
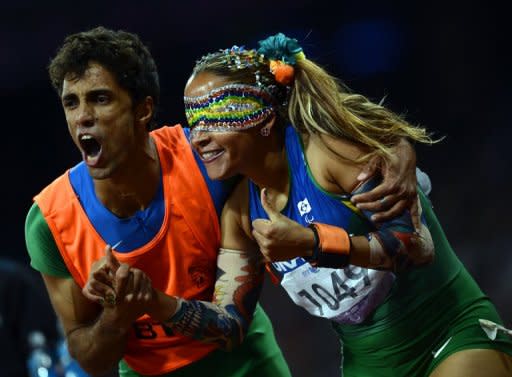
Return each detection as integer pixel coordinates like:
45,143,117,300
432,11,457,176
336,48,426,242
303,132,368,194
220,178,256,251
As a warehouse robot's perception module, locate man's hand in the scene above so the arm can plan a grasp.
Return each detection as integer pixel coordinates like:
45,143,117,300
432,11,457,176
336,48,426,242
351,139,419,227
82,244,119,305
251,188,315,262
113,263,153,306
82,245,153,311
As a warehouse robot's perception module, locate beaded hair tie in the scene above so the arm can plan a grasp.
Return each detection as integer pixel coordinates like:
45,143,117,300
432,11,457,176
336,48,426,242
257,32,306,85
184,83,275,134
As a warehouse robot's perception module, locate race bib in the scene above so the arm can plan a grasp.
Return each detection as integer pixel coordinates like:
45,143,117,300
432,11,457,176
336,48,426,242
274,258,395,324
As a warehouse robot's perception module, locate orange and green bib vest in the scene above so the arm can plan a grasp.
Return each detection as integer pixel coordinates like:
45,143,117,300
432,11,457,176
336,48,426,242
35,126,221,375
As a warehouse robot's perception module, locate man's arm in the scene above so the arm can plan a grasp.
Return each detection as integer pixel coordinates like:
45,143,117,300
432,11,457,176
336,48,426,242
347,178,434,271
351,138,418,223
42,254,153,376
41,273,128,376
25,205,144,376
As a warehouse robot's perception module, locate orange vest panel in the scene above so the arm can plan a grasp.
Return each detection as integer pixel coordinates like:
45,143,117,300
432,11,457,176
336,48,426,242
35,125,221,375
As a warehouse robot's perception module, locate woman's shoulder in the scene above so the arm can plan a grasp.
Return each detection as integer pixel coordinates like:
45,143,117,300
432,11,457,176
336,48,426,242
226,178,250,208
220,178,255,249
304,132,368,195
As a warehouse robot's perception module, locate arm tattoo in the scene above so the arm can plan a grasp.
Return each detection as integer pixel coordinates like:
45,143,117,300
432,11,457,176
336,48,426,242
164,248,263,349
354,179,434,272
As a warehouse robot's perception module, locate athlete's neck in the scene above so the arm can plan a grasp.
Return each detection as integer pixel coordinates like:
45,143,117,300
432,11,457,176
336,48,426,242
95,136,161,218
247,146,289,211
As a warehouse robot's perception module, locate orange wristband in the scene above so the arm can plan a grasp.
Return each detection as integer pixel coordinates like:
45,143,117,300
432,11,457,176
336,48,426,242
309,223,351,267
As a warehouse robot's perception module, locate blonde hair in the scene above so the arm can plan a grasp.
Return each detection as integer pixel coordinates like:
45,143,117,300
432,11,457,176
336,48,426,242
191,48,437,162
289,58,435,162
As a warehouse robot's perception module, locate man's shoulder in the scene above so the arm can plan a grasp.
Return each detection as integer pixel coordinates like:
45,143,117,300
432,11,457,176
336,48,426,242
151,124,191,151
150,124,185,137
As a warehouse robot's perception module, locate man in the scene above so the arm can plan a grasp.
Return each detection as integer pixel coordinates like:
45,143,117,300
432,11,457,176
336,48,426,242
25,26,291,377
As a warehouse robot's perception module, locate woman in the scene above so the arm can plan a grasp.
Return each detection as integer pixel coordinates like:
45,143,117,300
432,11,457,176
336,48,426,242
180,34,512,376
86,34,512,376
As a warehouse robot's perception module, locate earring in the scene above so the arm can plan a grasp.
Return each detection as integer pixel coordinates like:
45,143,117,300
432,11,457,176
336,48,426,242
260,126,271,137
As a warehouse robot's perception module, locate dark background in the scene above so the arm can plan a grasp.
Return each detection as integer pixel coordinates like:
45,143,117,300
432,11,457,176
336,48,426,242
1,1,510,376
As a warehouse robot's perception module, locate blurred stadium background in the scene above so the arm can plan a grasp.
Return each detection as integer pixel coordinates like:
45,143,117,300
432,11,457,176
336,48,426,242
1,1,510,376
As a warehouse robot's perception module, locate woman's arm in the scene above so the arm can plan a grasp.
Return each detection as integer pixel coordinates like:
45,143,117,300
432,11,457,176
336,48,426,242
158,181,264,349
83,181,264,351
328,177,434,272
151,181,264,350
254,135,434,272
252,181,434,273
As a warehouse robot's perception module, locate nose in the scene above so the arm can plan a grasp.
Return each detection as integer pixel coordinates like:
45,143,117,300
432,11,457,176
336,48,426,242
75,103,95,128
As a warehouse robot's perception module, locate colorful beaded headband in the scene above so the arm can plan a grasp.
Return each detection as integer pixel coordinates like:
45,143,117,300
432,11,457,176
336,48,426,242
197,46,265,71
193,33,306,91
194,45,283,101
184,83,275,134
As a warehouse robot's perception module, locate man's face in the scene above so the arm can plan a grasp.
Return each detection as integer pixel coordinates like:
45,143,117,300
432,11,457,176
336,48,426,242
61,62,138,180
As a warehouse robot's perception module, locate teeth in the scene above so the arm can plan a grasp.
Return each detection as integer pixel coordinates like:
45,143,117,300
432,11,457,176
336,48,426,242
202,151,220,160
80,134,93,141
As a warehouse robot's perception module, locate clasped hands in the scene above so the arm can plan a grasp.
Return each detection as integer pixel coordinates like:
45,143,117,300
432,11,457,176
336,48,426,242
82,245,153,314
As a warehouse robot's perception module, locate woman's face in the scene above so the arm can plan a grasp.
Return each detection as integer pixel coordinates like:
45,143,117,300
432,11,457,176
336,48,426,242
184,71,274,180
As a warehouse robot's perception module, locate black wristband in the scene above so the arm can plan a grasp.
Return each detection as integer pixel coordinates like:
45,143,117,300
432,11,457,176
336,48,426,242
316,249,350,268
306,224,320,265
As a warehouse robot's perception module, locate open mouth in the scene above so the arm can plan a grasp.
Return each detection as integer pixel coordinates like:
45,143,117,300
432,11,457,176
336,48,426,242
200,150,223,162
79,134,102,165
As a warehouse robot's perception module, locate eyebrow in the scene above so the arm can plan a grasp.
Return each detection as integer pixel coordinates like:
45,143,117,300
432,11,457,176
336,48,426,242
61,88,113,101
61,93,76,102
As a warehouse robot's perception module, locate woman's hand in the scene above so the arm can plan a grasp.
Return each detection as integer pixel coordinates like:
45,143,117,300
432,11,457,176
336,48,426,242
251,188,316,262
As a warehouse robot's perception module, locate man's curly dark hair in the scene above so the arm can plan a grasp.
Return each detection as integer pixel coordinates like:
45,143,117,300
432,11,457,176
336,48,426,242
48,26,160,129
